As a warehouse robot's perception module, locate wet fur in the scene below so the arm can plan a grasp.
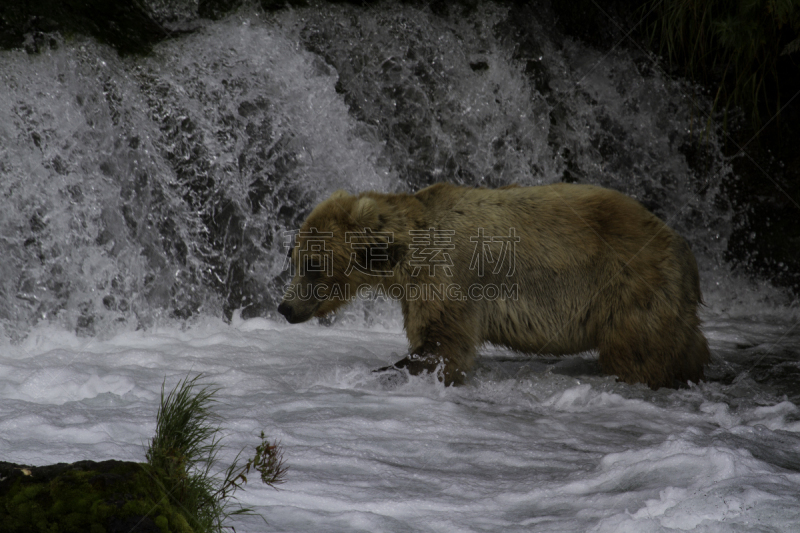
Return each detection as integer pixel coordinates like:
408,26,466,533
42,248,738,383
279,183,710,389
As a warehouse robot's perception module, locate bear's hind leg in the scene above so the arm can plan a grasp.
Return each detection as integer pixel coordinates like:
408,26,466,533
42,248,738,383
597,338,668,389
674,327,710,385
597,312,708,389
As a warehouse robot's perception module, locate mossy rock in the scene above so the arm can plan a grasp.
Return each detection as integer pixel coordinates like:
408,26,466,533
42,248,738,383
0,460,196,533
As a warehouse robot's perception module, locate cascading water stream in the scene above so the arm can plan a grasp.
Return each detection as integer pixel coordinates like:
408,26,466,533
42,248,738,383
0,2,792,341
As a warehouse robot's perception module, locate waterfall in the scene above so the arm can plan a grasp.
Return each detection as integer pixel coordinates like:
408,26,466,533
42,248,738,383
0,2,782,340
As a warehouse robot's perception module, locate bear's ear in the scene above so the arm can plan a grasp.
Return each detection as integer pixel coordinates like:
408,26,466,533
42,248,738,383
352,196,379,228
329,189,350,201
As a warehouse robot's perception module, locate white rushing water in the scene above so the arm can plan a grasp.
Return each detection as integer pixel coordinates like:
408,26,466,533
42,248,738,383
1,1,799,531
1,313,799,532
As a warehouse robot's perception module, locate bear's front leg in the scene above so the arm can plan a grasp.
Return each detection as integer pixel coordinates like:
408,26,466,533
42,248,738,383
376,351,470,385
382,353,446,379
378,302,479,385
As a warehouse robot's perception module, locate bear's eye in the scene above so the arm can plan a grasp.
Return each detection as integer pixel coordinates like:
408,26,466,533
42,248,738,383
300,254,327,281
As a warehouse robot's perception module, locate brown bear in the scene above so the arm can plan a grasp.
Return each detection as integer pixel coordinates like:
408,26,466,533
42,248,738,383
278,183,710,389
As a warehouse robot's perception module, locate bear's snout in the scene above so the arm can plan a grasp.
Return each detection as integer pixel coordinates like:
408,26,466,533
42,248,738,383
277,301,298,323
278,300,317,324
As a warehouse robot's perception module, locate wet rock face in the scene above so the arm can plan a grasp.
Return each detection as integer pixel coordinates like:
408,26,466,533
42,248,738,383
298,3,566,196
0,460,194,533
0,1,174,55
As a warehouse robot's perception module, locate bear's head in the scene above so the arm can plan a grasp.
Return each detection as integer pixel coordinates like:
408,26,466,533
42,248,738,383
278,190,404,324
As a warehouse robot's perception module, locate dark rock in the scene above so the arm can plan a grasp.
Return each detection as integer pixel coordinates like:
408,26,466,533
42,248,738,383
0,0,242,55
0,460,196,532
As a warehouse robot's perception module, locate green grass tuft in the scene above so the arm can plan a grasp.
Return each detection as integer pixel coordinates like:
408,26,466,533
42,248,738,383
146,374,287,532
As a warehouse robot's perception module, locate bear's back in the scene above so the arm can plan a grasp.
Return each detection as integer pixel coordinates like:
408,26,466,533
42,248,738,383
414,182,672,272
